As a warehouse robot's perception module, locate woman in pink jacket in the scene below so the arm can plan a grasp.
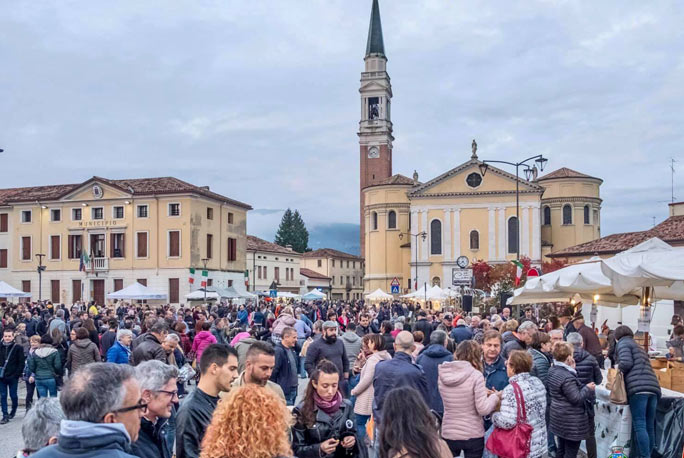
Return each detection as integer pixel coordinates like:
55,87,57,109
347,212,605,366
191,321,217,364
438,340,501,458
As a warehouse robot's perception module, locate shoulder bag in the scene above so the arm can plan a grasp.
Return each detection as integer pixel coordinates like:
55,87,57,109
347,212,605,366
0,344,18,379
486,381,533,458
609,369,628,405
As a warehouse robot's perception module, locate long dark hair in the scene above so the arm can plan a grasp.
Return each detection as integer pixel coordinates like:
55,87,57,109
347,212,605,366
378,387,444,458
298,359,339,427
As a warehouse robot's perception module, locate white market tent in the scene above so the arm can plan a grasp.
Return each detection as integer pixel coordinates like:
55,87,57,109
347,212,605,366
302,289,326,300
0,281,31,298
107,282,167,300
365,288,393,300
277,291,300,299
185,289,220,300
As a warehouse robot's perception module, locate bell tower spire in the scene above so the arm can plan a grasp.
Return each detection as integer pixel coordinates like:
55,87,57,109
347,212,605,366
359,0,393,256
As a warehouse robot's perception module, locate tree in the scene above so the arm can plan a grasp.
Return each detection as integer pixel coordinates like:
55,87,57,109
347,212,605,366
274,208,309,253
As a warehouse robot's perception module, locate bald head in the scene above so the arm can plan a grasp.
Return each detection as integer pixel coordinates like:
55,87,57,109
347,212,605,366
395,331,415,354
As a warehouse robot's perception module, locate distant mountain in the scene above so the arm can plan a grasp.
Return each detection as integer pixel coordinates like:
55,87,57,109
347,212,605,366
308,223,360,256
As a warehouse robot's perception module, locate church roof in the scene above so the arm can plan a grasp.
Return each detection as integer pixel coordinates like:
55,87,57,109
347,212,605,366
364,174,416,189
303,248,364,261
365,0,386,57
537,167,602,183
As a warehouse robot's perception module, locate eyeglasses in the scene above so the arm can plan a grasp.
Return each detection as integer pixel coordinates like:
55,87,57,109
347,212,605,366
111,400,148,416
156,389,179,399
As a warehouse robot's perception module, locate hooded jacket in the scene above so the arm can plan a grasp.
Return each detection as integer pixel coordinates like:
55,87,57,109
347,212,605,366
28,346,61,380
439,360,499,440
190,331,217,363
67,339,101,374
30,420,137,458
271,313,296,337
416,344,454,414
351,350,391,416
340,331,362,369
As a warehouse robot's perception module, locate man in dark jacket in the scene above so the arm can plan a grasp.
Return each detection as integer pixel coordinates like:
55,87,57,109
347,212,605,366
568,332,602,458
176,344,238,458
412,310,433,345
304,321,349,384
573,315,604,367
373,331,429,424
100,319,119,358
132,319,168,366
209,318,229,346
416,330,453,415
0,328,25,423
482,330,508,430
449,319,473,344
270,327,299,405
355,313,373,337
502,321,536,360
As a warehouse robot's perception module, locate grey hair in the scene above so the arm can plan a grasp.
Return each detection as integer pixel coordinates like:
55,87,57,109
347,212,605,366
60,363,136,422
116,329,133,342
149,318,169,335
22,398,65,452
518,321,537,334
567,332,583,348
56,309,65,318
549,329,563,339
394,322,404,330
165,333,180,343
430,330,448,346
136,360,179,392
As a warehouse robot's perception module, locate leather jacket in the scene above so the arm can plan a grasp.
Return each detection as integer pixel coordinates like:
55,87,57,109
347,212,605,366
292,399,365,458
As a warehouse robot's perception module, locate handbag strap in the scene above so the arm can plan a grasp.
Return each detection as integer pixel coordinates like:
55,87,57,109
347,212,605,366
1,343,17,369
511,381,527,424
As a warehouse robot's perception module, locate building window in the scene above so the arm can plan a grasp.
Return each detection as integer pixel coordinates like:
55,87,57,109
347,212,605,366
543,206,551,225
227,237,237,262
207,207,213,220
169,278,179,303
340,276,344,285
21,210,31,223
508,217,519,254
228,212,234,224
113,206,124,219
562,204,573,225
137,205,148,218
0,249,7,268
0,213,7,232
113,279,123,292
257,266,262,279
275,267,280,282
432,276,441,287
388,210,397,229
469,230,480,250
593,209,599,226
111,233,125,258
136,232,148,258
466,172,483,188
50,235,60,260
72,208,82,221
168,231,180,258
21,236,31,260
50,209,61,222
68,235,82,259
347,261,350,268
353,261,356,269
206,234,213,259
371,212,378,230
584,205,590,224
168,203,180,217
430,219,442,255
92,207,104,220
263,266,267,279
317,259,322,268
51,280,60,303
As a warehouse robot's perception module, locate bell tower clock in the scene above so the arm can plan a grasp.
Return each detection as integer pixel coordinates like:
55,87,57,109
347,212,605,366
359,0,393,255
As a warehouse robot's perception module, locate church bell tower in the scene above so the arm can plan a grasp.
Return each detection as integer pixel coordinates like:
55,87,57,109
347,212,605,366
359,0,393,256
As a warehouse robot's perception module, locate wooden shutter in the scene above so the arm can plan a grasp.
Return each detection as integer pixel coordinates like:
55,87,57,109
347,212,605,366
169,278,179,303
137,278,147,286
206,234,213,259
72,280,81,303
51,235,60,260
110,233,115,258
231,238,237,261
51,280,60,303
169,231,180,257
0,249,7,268
114,279,123,292
0,213,7,232
22,280,31,293
137,232,147,258
22,237,31,260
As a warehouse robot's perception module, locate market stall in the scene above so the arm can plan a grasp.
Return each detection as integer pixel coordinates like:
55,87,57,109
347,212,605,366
0,281,31,299
184,288,220,301
107,282,167,301
365,288,393,302
302,289,326,301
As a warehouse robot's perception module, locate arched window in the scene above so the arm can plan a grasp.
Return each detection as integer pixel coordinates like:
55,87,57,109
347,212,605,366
543,206,551,225
469,230,480,250
430,219,442,255
388,210,397,229
584,205,590,224
432,276,441,287
508,217,519,254
562,205,573,225
371,212,378,230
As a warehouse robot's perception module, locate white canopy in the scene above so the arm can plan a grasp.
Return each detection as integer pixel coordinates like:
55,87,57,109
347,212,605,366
365,288,393,300
0,281,31,298
601,238,684,299
185,289,220,300
107,282,167,300
277,291,300,299
302,289,326,300
401,284,450,300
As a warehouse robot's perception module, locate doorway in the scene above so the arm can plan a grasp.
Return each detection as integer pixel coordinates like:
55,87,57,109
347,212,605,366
92,279,105,305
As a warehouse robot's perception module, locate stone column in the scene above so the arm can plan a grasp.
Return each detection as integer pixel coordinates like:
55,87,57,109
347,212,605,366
410,209,418,264
488,207,496,261
532,205,541,261
443,208,452,261
522,206,530,257
498,207,506,260
420,210,428,262
453,208,461,259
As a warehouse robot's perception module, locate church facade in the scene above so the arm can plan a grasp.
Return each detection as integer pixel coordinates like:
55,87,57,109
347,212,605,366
358,0,603,294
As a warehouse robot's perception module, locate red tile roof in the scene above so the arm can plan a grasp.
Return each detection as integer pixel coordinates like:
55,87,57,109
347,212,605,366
300,268,331,280
364,174,416,189
0,176,251,209
247,235,300,255
302,248,364,261
548,215,684,258
537,167,601,182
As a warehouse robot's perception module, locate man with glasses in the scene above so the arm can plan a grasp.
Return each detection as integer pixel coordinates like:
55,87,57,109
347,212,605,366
31,363,145,458
132,319,169,366
132,360,179,458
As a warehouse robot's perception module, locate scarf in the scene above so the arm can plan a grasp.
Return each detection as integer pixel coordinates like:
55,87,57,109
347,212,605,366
313,391,342,416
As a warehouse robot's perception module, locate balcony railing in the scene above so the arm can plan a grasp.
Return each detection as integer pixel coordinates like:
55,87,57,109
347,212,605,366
86,257,109,271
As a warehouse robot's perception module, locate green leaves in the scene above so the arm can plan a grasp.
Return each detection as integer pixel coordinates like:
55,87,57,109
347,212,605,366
274,208,309,253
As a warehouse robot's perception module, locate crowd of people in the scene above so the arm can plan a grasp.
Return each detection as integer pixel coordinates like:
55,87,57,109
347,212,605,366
0,298,666,458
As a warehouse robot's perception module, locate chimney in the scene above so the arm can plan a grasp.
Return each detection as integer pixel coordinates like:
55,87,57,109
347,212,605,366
200,186,210,191
286,244,293,251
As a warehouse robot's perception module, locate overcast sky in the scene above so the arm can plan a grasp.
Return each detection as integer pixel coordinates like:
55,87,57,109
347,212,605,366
2,0,683,246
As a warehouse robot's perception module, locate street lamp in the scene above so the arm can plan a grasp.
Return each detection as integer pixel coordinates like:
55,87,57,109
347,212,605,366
479,154,548,260
201,258,209,303
399,231,427,291
36,253,46,302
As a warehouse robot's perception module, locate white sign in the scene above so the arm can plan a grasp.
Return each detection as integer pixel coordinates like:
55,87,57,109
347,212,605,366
452,268,473,286
638,305,651,333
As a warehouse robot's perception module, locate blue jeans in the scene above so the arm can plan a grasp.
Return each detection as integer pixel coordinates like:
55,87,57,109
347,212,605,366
629,393,657,458
36,378,58,398
299,356,307,378
0,377,18,418
356,413,370,445
285,389,297,406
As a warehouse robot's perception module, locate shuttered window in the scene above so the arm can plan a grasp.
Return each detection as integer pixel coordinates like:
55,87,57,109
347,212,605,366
114,279,123,292
169,231,180,257
227,237,237,262
21,237,31,260
72,280,81,303
51,280,60,303
68,235,82,259
136,232,148,258
206,234,213,259
0,249,7,268
169,278,179,303
111,233,124,258
50,236,60,260
0,213,7,232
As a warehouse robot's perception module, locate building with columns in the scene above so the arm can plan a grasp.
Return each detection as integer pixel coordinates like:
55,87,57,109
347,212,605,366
359,1,603,294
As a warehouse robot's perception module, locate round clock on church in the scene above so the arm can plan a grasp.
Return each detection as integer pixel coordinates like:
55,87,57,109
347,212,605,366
456,255,470,268
367,146,380,159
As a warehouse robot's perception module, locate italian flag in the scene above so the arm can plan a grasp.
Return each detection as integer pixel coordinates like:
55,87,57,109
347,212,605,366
201,270,208,288
188,268,195,285
512,260,524,287
244,270,249,287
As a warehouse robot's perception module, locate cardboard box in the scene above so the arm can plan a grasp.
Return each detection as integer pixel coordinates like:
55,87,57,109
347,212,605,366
657,368,672,390
651,359,669,370
671,367,684,393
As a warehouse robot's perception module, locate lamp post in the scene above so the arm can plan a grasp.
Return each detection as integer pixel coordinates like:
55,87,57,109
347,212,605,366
201,258,209,303
36,253,46,302
398,231,427,291
478,154,548,260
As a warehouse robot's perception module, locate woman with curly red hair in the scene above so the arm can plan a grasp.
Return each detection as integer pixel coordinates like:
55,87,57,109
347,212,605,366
200,384,293,458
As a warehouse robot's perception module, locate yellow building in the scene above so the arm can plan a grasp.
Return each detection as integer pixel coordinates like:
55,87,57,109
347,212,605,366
0,176,251,304
363,150,602,294
301,249,365,301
